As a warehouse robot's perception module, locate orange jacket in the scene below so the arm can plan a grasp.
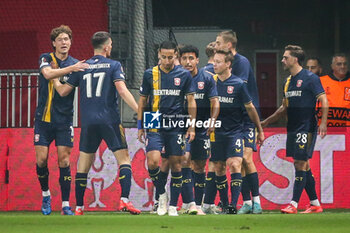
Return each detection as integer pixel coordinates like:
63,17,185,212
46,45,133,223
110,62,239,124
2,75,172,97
318,73,350,126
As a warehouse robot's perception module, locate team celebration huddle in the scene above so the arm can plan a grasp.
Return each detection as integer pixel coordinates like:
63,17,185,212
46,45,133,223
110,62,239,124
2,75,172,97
35,25,331,216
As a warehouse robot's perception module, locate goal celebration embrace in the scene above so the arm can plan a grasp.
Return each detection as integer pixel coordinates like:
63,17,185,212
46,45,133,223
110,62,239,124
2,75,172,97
26,24,339,217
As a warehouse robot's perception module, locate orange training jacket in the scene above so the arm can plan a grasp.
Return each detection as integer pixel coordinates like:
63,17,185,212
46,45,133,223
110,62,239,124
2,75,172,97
318,73,350,127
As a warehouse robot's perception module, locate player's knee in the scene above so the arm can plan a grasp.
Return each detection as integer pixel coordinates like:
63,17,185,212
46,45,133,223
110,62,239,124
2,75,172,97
227,159,241,171
208,161,215,172
36,151,48,167
193,163,205,173
214,162,226,176
58,159,70,168
181,159,191,168
294,160,307,171
114,149,130,164
36,158,48,168
58,153,70,167
242,158,255,169
147,159,159,170
181,152,191,167
170,162,182,172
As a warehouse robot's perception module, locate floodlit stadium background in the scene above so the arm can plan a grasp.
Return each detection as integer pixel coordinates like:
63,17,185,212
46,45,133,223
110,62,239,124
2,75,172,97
0,0,350,211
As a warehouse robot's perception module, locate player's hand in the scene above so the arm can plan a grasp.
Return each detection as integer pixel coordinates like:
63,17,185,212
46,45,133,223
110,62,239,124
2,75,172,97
50,61,59,69
206,118,216,136
138,129,146,144
72,60,89,72
186,127,195,143
53,78,60,84
206,126,215,136
256,131,265,145
318,122,327,139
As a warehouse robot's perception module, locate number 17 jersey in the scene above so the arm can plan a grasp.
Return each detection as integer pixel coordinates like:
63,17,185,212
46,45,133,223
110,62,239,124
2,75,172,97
67,55,125,126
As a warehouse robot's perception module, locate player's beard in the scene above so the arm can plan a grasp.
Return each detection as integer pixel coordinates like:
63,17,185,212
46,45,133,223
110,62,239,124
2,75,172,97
163,63,174,71
283,64,290,71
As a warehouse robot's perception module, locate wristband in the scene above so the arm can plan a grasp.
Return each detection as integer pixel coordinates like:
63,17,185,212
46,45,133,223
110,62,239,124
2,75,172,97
137,120,143,130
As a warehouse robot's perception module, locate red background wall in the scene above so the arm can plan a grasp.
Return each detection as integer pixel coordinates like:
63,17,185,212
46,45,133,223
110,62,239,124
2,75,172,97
0,0,109,70
0,128,349,211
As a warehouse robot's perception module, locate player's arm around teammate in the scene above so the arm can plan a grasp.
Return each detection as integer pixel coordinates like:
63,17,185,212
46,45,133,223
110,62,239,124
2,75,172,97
54,32,140,215
35,25,89,216
42,60,88,80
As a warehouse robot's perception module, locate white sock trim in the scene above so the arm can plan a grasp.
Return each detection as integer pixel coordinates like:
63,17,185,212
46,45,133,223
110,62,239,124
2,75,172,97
253,196,261,204
121,197,129,203
310,199,320,206
290,201,298,208
243,200,253,206
42,190,50,197
62,201,70,208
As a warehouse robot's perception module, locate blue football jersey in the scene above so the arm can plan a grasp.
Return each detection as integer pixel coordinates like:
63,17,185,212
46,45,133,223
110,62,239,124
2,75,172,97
203,63,215,75
283,69,325,133
186,68,218,137
215,74,252,136
67,55,125,126
193,68,218,120
35,53,78,124
232,53,260,110
232,53,260,130
140,65,195,131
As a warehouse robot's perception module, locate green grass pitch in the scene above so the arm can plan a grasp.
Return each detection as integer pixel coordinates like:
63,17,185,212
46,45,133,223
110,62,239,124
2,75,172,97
1,210,350,233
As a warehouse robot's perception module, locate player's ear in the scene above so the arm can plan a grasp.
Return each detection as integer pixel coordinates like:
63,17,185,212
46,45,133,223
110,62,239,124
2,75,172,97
294,57,299,65
174,51,178,59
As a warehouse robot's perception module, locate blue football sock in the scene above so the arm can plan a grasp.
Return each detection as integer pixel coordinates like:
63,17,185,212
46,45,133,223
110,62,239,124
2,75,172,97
155,170,168,201
305,169,318,201
230,173,242,207
75,173,88,207
119,164,132,198
193,172,206,206
36,164,49,192
59,166,71,202
148,167,166,195
241,176,251,201
204,172,216,204
247,172,260,197
292,170,306,203
169,171,182,206
181,168,194,204
216,175,228,206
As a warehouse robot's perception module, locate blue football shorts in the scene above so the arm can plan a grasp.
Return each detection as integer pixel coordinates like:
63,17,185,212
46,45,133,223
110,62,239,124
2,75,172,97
34,120,73,147
79,123,127,153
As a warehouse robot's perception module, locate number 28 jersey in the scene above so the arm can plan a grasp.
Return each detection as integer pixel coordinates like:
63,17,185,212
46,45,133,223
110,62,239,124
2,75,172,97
284,69,325,133
67,55,125,126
